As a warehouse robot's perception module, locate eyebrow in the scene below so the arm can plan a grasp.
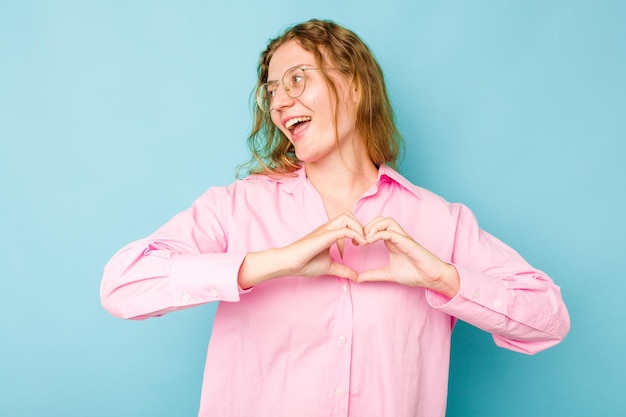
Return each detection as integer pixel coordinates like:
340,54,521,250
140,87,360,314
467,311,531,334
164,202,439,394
267,63,313,82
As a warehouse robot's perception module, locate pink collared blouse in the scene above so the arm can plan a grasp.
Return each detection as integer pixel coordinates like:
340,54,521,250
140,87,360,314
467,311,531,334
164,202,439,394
101,165,569,417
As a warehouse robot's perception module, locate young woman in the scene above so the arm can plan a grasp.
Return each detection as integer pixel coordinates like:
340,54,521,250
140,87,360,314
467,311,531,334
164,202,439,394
101,19,569,417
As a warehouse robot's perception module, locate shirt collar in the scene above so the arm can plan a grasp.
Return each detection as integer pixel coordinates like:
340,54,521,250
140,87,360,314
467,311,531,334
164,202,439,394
245,167,306,194
374,164,422,199
248,164,421,198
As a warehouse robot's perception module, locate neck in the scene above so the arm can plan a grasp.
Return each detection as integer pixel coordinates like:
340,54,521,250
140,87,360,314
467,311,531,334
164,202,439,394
309,132,375,183
306,159,377,193
304,153,379,219
301,131,380,217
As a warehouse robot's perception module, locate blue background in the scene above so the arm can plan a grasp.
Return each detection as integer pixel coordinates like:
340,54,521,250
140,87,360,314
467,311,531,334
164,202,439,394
1,1,624,416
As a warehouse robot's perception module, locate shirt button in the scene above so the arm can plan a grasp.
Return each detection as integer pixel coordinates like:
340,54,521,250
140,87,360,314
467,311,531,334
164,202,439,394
472,289,480,300
182,294,191,303
494,299,502,308
210,289,219,298
336,388,344,396
338,336,347,344
342,284,348,291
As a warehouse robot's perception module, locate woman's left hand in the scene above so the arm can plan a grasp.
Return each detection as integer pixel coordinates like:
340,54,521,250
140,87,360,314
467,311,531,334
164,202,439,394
357,216,460,298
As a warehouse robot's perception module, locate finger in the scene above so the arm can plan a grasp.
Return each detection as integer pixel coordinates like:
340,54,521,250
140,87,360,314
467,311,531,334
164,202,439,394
311,225,368,249
363,217,387,242
362,216,385,235
365,228,406,247
325,214,367,244
364,216,405,239
328,212,364,232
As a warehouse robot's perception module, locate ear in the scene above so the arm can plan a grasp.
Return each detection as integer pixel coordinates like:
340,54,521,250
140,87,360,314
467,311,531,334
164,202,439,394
350,78,361,104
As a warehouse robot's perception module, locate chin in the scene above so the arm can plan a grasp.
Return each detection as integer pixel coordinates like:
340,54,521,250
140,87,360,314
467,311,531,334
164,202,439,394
294,150,316,163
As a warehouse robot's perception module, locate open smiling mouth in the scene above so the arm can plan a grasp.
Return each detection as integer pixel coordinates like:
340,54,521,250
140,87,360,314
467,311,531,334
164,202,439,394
285,116,312,132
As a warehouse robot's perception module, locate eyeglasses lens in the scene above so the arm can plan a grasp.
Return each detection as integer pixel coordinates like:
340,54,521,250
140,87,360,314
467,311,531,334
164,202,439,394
257,67,307,112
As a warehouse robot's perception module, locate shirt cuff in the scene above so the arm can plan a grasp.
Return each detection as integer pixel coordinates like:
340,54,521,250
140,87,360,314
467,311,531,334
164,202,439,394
169,252,248,308
425,263,510,319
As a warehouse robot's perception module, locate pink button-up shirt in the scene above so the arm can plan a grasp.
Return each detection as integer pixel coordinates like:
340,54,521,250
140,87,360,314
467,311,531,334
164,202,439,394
101,165,569,417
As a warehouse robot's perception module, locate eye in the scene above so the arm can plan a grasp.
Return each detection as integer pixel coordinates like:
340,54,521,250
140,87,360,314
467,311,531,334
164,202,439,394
284,67,306,90
290,74,305,87
266,82,279,98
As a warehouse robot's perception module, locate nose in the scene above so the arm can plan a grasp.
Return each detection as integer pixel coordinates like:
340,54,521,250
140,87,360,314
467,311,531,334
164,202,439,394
271,84,295,111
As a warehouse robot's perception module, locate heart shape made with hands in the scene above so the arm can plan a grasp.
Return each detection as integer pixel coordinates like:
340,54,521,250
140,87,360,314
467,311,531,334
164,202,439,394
312,214,453,291
344,225,422,286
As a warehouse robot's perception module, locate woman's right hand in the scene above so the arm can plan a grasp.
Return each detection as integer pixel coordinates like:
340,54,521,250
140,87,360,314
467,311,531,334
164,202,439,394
237,212,368,289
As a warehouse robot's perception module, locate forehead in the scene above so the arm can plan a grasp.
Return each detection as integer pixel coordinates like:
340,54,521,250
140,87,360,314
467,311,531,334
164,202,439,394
267,40,316,79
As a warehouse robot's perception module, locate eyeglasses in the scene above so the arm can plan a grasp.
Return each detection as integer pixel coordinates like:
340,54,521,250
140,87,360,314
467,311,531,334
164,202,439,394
256,66,326,113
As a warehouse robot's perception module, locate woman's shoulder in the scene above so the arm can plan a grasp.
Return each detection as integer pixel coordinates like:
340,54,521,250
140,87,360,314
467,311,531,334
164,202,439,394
381,166,448,203
196,169,303,200
380,165,469,218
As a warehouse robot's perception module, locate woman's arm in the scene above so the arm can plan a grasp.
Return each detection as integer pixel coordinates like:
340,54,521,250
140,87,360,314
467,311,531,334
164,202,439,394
100,187,246,320
357,205,570,354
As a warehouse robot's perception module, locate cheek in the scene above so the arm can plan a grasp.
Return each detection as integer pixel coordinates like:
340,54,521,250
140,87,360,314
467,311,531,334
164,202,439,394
270,112,280,126
270,113,286,133
301,83,330,113
269,113,294,143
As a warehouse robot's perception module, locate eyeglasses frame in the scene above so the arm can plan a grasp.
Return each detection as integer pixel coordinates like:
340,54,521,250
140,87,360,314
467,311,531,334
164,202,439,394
256,66,331,112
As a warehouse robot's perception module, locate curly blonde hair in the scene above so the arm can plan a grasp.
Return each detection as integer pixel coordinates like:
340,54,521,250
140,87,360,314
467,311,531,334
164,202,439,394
240,19,403,176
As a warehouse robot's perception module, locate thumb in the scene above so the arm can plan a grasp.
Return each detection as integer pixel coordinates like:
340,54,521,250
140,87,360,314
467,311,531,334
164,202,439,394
356,267,393,283
328,262,358,281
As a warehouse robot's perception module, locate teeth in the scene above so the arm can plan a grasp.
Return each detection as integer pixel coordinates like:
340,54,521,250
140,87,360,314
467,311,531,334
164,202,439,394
285,116,311,130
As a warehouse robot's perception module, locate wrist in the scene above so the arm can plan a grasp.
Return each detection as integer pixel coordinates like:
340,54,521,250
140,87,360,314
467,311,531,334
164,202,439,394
237,248,291,289
429,263,460,298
